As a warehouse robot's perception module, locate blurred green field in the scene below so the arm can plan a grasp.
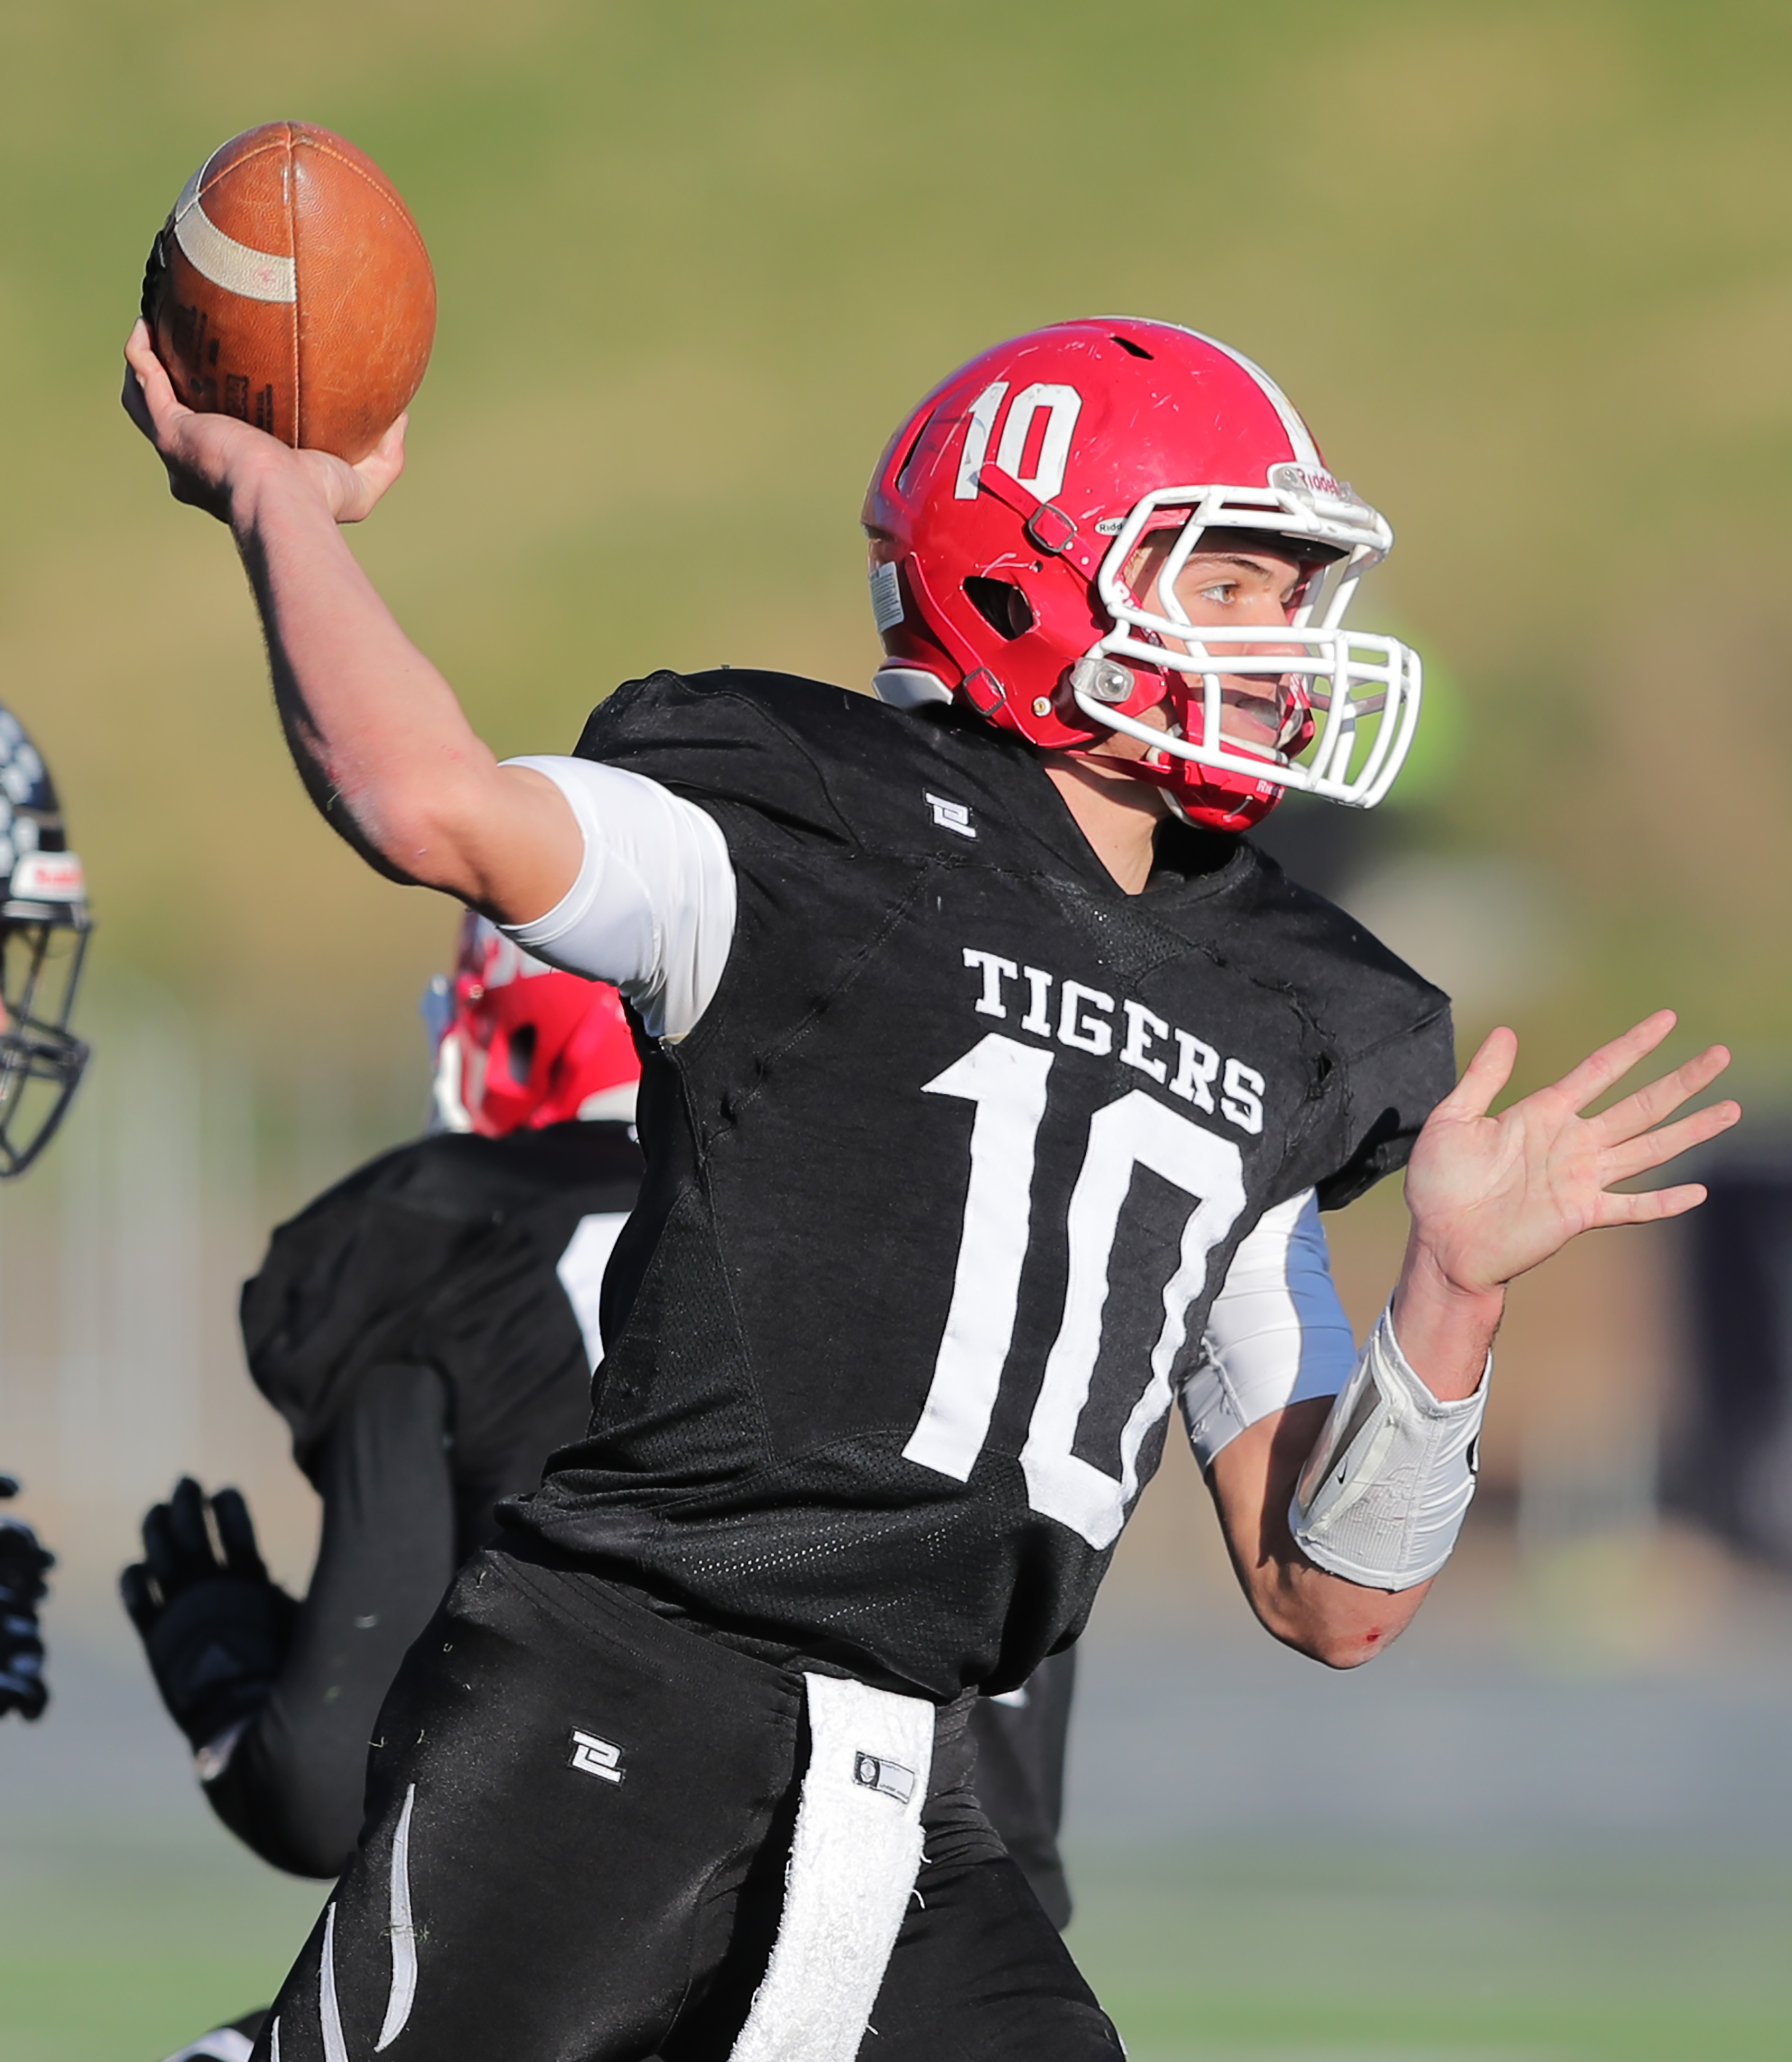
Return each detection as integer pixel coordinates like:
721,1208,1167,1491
8,1603,1792,2062
1069,1843,1792,2061
6,1827,1790,2061
0,1833,317,2061
4,0,1792,1098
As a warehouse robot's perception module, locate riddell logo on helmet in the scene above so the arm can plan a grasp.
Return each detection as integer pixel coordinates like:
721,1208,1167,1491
8,852,84,904
1267,461,1350,503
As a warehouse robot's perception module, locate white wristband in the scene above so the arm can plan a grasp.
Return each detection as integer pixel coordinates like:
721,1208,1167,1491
1288,1305,1488,1591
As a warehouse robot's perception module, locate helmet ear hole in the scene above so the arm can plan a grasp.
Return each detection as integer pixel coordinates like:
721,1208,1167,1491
963,577,1034,640
505,1022,538,1085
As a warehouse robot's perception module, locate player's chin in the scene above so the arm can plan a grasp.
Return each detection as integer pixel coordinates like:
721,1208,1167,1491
1042,738,1152,781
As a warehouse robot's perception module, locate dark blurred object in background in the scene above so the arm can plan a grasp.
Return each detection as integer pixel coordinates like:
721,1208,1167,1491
0,1475,53,1721
1249,788,1414,904
1661,1144,1792,1567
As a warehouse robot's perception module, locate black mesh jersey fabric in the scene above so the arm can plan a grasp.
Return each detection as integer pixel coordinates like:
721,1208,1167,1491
505,670,1455,1697
242,1122,644,1540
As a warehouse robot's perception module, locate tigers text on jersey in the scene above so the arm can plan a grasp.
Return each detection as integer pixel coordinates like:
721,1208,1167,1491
242,1122,644,1548
506,670,1454,1697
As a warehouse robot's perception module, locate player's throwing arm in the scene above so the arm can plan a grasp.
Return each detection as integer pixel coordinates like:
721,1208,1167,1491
124,313,580,925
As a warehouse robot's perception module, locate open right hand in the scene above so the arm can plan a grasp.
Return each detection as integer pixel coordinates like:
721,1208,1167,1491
121,319,406,527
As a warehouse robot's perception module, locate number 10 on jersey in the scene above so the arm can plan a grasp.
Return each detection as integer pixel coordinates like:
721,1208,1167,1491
902,1032,1246,1549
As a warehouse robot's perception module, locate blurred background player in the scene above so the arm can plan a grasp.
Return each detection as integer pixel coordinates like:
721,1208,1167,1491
0,1476,54,1724
0,698,93,1724
123,913,644,1877
125,915,642,2060
969,1650,1076,1926
0,701,90,1183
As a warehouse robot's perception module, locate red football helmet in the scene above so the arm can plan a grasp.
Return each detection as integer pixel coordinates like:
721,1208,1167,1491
863,319,1421,832
429,914,641,1137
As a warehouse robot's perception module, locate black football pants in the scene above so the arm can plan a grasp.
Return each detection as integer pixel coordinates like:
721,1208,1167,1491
969,1645,1077,1929
249,1549,1119,2062
202,1363,1080,1920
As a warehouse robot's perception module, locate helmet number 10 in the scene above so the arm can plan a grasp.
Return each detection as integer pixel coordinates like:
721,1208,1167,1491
952,381,1084,505
902,1032,1246,1548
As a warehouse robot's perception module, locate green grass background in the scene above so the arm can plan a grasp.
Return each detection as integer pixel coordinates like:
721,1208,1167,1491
5,3,1792,2056
4,0,1792,1090
7,1783,1791,2060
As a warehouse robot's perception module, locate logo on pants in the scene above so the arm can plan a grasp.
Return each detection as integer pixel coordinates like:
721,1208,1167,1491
569,1729,626,1783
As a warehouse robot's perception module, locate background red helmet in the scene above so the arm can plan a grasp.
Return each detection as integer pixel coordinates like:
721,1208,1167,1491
863,318,1421,833
429,914,641,1137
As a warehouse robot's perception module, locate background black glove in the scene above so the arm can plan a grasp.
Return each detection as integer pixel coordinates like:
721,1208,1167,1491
0,1475,52,1722
122,1477,298,1753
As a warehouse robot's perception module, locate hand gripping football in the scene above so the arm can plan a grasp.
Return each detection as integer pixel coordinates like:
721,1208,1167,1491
141,121,436,464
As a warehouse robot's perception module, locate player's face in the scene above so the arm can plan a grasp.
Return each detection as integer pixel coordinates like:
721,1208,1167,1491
1125,529,1310,752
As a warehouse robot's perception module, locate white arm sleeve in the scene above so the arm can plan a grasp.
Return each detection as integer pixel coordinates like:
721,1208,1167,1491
1179,1189,1359,1471
499,755,738,1041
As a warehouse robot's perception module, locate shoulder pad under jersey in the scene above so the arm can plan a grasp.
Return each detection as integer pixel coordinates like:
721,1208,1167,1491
571,668,980,843
241,1124,642,1455
1230,847,1456,1208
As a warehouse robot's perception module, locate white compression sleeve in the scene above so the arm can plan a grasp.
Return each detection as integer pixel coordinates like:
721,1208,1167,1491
1180,1190,1359,1471
1288,1306,1489,1590
500,756,737,1041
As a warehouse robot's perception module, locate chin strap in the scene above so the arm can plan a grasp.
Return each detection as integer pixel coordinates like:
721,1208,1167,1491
972,463,1105,578
1051,745,1282,835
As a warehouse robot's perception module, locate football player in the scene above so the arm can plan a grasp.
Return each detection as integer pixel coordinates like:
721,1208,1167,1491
125,918,643,2062
124,314,1736,2060
0,698,92,1724
122,915,643,1880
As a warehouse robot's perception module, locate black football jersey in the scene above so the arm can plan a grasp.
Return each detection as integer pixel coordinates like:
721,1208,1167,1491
506,671,1454,1697
242,1122,644,1552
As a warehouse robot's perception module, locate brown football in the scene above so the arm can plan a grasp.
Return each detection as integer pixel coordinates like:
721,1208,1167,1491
141,122,436,464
